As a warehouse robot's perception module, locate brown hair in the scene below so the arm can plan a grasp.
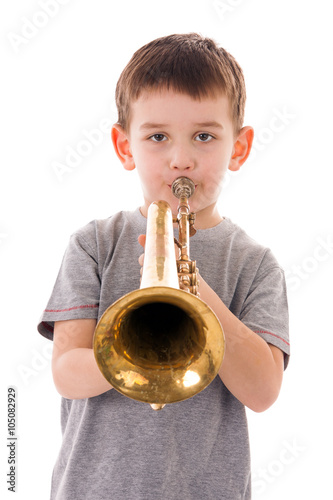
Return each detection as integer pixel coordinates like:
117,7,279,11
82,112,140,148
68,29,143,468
115,33,246,134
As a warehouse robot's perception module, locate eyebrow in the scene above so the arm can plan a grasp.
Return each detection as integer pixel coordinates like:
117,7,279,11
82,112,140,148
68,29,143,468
139,122,167,130
139,121,224,130
194,121,224,129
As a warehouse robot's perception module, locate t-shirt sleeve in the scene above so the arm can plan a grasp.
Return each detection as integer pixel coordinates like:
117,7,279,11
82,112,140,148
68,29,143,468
37,226,100,340
239,255,290,369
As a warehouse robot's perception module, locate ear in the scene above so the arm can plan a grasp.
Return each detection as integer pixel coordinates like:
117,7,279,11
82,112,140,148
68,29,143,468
228,126,254,172
111,124,135,171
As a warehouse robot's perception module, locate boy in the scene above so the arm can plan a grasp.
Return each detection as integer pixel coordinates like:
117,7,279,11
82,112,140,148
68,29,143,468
38,33,289,499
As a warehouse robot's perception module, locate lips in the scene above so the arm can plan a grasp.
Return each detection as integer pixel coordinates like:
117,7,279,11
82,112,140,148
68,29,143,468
167,182,198,189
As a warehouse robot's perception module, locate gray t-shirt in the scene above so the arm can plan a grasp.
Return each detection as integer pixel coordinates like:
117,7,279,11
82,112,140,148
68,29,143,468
38,208,289,500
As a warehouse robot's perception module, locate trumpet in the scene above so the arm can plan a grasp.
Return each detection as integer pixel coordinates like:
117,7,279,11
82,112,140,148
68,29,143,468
93,177,225,410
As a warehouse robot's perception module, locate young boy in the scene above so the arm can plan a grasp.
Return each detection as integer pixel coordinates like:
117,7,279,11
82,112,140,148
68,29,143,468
38,33,289,499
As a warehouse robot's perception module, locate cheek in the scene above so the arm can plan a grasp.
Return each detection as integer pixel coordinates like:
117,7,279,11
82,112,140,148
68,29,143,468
133,147,161,176
190,181,221,211
202,169,225,196
204,182,223,203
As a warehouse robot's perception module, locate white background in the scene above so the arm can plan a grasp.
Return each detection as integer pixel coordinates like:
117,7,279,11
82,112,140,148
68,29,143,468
1,0,332,498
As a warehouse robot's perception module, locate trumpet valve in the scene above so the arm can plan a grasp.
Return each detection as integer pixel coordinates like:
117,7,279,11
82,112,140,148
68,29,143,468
177,260,199,295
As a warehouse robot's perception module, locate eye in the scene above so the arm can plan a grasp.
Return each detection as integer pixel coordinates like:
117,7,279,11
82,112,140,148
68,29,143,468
149,134,167,142
195,133,214,142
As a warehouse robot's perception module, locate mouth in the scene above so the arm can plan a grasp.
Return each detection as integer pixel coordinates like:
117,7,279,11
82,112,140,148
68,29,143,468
167,178,198,201
167,183,198,190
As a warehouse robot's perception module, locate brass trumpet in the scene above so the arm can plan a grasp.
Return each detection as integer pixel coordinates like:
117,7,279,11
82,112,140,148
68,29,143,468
93,177,225,410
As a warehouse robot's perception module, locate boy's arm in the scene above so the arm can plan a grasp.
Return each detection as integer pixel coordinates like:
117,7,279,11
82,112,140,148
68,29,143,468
51,297,283,407
138,235,284,412
52,319,112,399
198,275,284,413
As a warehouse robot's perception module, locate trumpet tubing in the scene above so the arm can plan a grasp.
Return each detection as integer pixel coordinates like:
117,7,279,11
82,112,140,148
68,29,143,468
93,177,225,410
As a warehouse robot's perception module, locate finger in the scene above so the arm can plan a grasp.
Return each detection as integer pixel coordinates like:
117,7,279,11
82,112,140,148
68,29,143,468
174,243,180,259
138,253,144,267
138,234,146,248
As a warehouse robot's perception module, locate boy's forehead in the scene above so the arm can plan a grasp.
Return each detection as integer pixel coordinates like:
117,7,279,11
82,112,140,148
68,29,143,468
129,89,232,129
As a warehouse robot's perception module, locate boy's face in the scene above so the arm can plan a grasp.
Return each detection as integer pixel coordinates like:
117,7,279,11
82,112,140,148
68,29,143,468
113,89,252,228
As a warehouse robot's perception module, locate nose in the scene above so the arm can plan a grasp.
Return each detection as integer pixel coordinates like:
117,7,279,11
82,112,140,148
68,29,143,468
169,145,195,171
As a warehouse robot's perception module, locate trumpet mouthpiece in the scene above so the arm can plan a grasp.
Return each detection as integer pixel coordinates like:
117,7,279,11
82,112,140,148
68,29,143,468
171,177,195,199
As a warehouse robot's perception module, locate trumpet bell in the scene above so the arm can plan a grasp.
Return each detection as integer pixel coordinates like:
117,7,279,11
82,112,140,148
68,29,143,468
93,286,224,405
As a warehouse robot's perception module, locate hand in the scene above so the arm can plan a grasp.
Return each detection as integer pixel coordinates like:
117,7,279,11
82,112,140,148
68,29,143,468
137,234,146,272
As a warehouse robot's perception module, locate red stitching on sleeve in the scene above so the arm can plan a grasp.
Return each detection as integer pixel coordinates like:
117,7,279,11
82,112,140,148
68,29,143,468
44,304,99,313
254,330,290,346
